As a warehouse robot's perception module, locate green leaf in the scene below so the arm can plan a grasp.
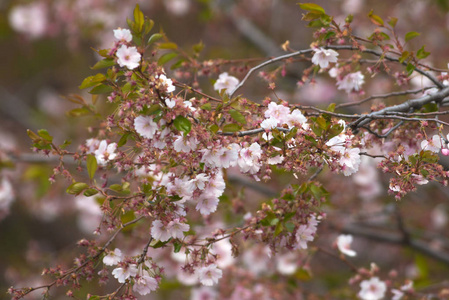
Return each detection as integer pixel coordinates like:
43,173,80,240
91,58,116,70
109,184,123,192
368,10,384,26
298,3,326,14
148,33,164,45
133,4,145,32
60,140,72,149
174,242,182,253
89,84,113,95
152,240,169,248
86,154,98,180
398,51,410,63
274,222,284,237
192,41,204,53
327,103,336,112
173,116,192,134
67,182,89,195
158,42,178,50
229,109,247,124
416,45,430,59
27,129,39,141
66,107,91,117
38,129,53,142
222,123,242,133
406,63,415,76
118,132,131,147
144,19,154,35
388,17,398,28
405,31,420,43
88,296,100,300
79,74,106,89
316,116,328,130
158,52,178,65
83,189,99,197
209,124,219,133
201,103,212,110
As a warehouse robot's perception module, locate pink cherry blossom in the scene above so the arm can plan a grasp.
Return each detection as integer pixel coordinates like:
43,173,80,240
295,224,316,249
337,71,365,93
167,219,190,239
197,264,222,286
264,102,290,122
134,115,158,139
133,275,158,295
151,220,172,242
116,45,141,70
358,277,387,300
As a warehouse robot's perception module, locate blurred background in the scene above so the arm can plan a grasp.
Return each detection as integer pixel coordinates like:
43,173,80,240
2,0,449,299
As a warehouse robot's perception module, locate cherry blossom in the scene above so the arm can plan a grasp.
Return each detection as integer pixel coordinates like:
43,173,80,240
173,135,198,153
111,264,138,283
0,177,14,214
116,45,141,69
337,71,365,93
260,117,278,130
167,219,190,239
336,234,357,257
196,193,220,215
264,102,290,122
151,220,172,242
197,264,223,286
94,140,117,165
358,277,387,300
9,3,48,38
158,74,176,93
190,286,218,300
113,28,132,43
103,248,123,266
311,48,339,69
133,274,159,295
213,72,239,94
134,115,159,139
295,224,316,249
420,134,442,153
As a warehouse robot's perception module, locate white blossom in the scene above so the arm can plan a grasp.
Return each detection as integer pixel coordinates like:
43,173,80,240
113,28,132,43
264,102,290,122
295,224,316,249
9,3,47,38
336,234,357,257
116,45,141,70
94,140,117,165
260,117,278,130
0,177,14,212
197,264,222,286
133,275,158,295
173,135,198,153
134,115,158,139
337,71,365,93
151,220,172,242
213,72,239,94
112,264,138,283
159,74,176,93
167,219,190,239
421,134,442,153
103,248,123,266
311,48,339,69
358,277,387,300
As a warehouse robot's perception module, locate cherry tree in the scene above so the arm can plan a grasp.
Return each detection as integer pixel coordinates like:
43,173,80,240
3,1,449,299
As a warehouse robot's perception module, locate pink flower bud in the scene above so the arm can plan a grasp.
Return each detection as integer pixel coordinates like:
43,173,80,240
442,148,449,156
